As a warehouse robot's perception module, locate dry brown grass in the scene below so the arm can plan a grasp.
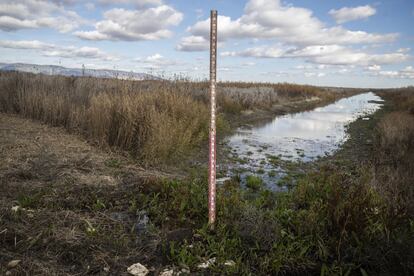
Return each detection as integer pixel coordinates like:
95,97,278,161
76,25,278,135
0,71,348,164
0,72,211,165
216,82,345,113
374,88,414,221
0,114,167,275
377,112,414,160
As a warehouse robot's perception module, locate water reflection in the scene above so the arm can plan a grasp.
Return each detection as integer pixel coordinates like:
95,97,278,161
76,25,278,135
227,92,383,187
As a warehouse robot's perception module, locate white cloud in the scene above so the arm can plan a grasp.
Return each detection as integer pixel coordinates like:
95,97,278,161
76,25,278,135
295,64,314,70
177,0,396,51
287,45,409,66
329,5,376,24
84,2,95,11
98,0,163,6
0,0,84,32
0,39,117,61
176,36,209,51
222,44,410,67
397,48,411,53
75,5,182,41
260,71,291,78
43,46,118,61
337,68,350,74
50,0,80,6
304,72,325,78
0,16,37,31
0,40,55,50
135,53,180,68
369,66,414,79
368,64,381,71
241,62,256,67
295,64,333,71
222,46,285,58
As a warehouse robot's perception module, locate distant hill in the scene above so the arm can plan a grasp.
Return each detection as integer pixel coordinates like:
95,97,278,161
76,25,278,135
0,63,158,80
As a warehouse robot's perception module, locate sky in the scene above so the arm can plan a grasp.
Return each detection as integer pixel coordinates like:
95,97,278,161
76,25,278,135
0,0,413,88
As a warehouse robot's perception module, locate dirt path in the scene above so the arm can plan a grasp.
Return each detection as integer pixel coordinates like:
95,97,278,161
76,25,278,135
0,114,173,275
0,113,171,185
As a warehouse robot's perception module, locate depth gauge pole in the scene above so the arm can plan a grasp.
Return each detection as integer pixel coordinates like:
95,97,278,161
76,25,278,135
208,10,218,227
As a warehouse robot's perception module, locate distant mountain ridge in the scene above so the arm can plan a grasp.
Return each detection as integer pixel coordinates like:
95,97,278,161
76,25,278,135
0,63,158,80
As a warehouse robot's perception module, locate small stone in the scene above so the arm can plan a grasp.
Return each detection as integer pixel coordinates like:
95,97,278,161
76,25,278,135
11,206,20,212
179,268,190,275
159,268,174,276
224,260,236,266
5,271,12,276
127,263,149,276
197,257,216,269
7,259,21,268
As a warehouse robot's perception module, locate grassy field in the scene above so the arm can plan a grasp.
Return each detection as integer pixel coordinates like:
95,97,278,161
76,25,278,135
0,72,413,275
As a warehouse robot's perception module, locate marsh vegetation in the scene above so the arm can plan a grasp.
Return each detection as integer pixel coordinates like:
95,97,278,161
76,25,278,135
0,72,413,275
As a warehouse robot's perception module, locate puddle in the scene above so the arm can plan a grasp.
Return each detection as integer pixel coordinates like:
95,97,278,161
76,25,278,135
226,92,384,190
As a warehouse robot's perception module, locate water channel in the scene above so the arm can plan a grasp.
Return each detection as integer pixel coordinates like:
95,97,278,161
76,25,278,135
226,92,384,190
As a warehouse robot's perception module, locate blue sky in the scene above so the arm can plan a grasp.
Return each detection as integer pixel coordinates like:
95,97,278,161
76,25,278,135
0,0,413,88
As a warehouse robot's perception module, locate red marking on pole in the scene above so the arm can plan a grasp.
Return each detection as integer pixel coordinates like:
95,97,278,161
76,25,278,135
208,10,218,226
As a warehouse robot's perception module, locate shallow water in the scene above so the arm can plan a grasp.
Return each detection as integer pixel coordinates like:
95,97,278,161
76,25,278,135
227,92,384,189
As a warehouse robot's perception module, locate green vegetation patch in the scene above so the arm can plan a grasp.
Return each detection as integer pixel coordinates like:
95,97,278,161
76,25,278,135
245,175,264,190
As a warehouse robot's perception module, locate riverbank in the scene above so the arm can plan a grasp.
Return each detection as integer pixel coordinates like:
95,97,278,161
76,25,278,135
224,92,353,130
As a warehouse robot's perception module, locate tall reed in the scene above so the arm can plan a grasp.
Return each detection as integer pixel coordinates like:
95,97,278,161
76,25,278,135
0,71,344,164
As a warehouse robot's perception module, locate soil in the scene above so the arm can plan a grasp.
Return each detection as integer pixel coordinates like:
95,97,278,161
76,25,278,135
0,114,177,275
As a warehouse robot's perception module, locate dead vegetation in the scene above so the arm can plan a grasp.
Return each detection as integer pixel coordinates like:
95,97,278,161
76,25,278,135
0,114,182,275
374,88,414,221
0,72,211,165
0,71,351,165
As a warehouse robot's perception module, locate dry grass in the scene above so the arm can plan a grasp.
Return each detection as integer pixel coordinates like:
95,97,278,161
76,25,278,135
211,81,346,113
374,88,414,222
0,114,168,275
0,72,210,165
0,71,349,164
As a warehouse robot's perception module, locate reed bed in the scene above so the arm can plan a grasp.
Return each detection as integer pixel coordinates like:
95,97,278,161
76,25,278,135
375,88,414,219
0,71,340,164
0,72,210,164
